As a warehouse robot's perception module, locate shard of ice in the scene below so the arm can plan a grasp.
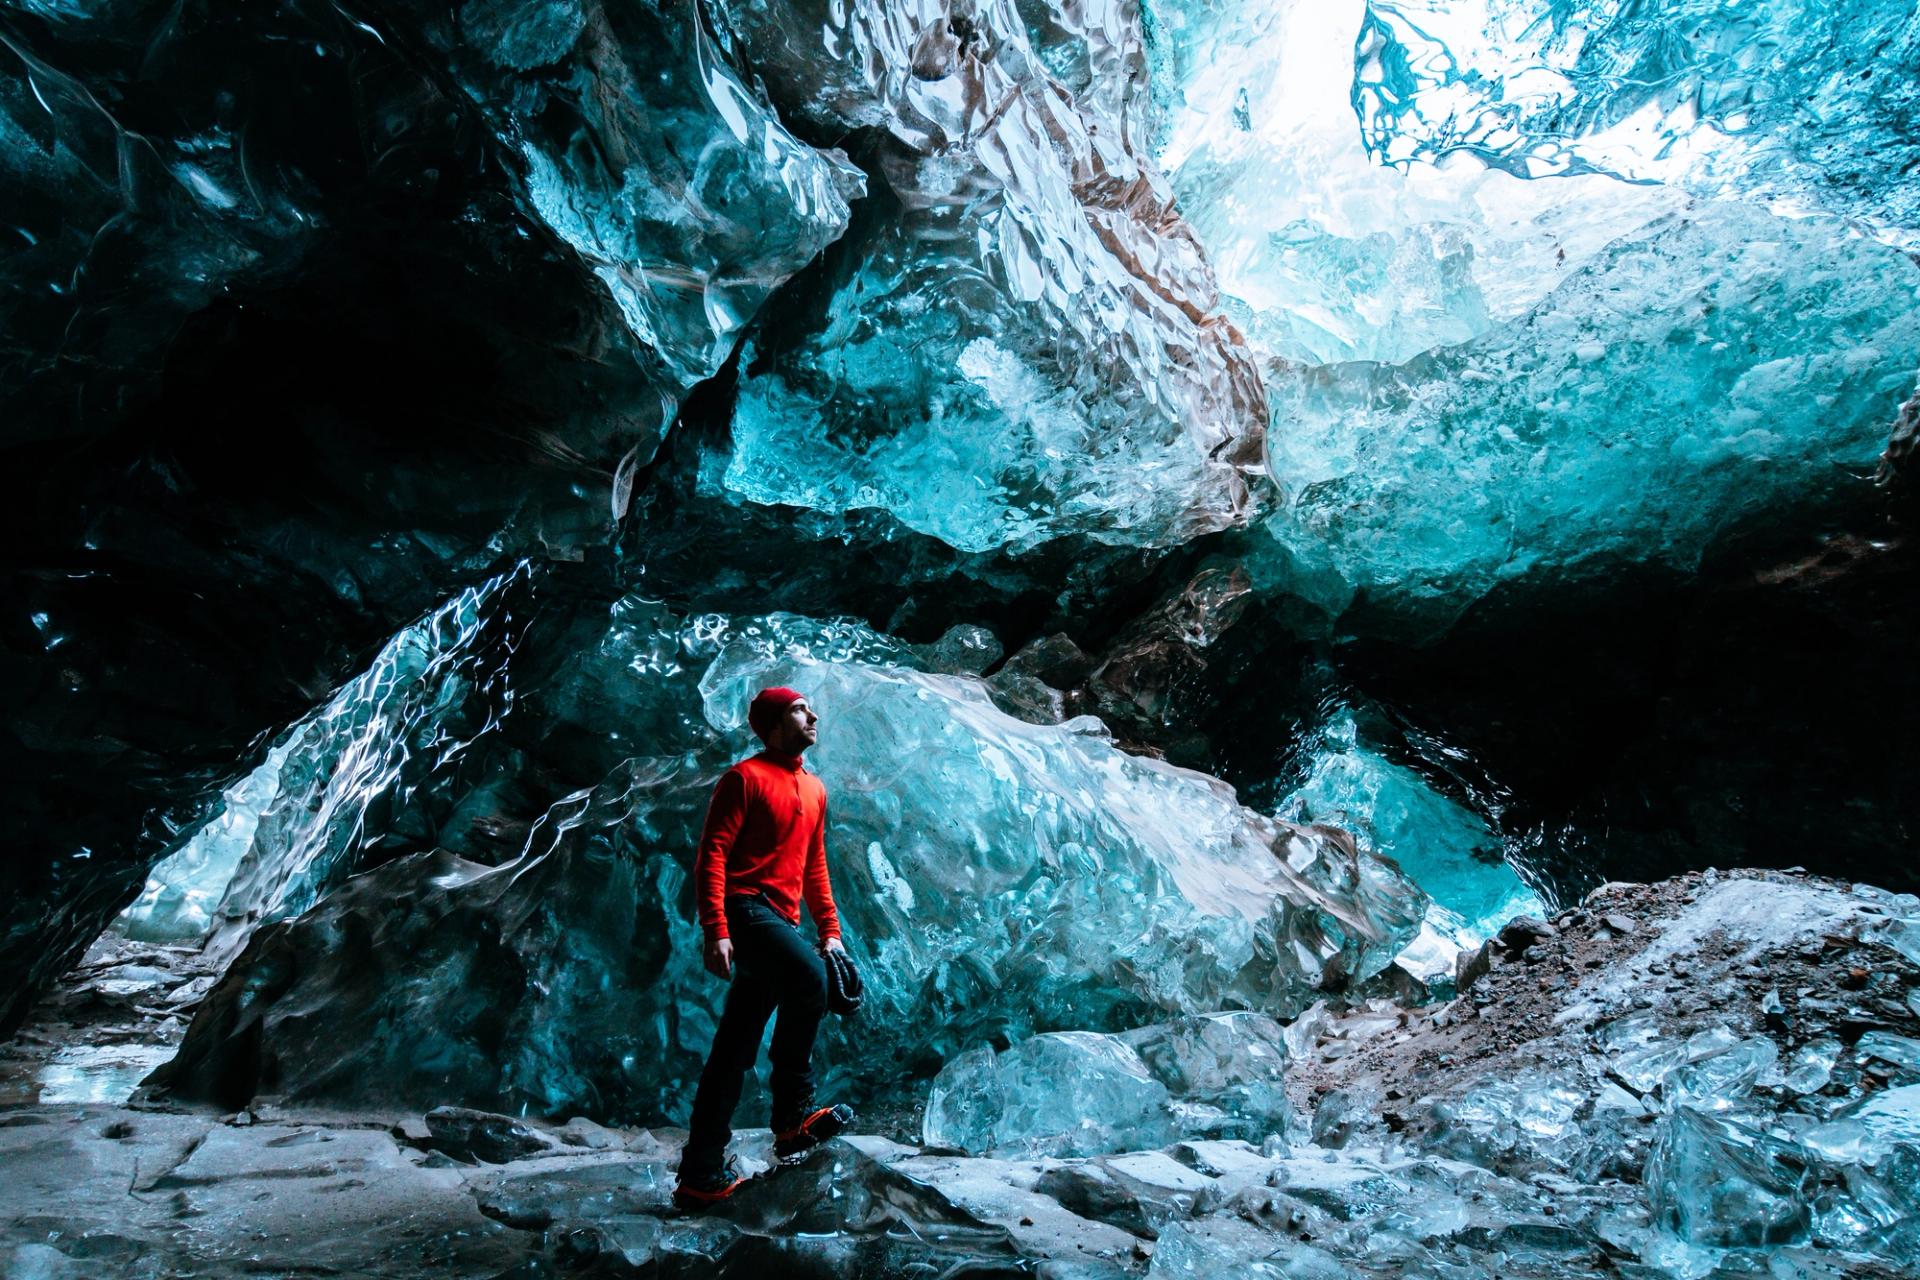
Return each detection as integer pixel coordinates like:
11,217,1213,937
1273,704,1543,972
151,606,1425,1119
1354,0,1920,238
1646,1107,1813,1247
1254,203,1920,635
700,0,1266,552
923,1033,1178,1159
922,1013,1292,1157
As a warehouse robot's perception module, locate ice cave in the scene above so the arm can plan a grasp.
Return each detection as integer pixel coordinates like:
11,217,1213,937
3,0,1919,1275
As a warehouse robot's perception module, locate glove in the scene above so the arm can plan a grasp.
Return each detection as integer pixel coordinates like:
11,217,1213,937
821,945,864,1017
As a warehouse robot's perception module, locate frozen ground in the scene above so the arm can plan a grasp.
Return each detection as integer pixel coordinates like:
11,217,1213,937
5,868,1919,1277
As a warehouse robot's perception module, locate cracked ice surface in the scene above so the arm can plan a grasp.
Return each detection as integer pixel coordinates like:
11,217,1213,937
1253,203,1920,635
152,606,1424,1120
705,0,1266,552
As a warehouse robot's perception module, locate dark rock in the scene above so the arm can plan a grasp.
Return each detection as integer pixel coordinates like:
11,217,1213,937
423,1107,557,1164
1498,917,1555,954
391,1117,434,1149
1034,1153,1212,1241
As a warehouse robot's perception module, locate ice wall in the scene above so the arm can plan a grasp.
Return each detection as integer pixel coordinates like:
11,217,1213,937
117,567,531,957
151,605,1427,1118
1255,203,1920,635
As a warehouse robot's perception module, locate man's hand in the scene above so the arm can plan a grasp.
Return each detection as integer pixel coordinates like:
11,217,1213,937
704,937,734,980
823,936,846,955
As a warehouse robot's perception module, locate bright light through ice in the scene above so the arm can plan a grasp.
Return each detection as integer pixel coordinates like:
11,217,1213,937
1149,0,1687,366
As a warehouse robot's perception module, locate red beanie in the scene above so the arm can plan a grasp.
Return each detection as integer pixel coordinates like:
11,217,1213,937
748,686,805,739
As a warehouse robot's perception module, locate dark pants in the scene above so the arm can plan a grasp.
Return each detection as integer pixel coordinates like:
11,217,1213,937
683,894,828,1171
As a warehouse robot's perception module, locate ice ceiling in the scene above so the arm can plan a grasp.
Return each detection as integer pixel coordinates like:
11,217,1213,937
4,0,1918,1205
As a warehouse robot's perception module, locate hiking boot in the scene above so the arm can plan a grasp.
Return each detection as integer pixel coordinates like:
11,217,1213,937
672,1153,745,1212
773,1102,856,1160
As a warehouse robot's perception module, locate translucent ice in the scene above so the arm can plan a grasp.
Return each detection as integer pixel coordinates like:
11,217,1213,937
1665,1038,1778,1113
157,606,1425,1118
1783,1035,1843,1095
118,568,530,960
115,731,308,944
707,0,1266,552
1126,1013,1292,1141
1599,1015,1739,1095
923,1033,1177,1158
1646,1107,1812,1247
1802,1085,1920,1167
1856,1033,1920,1082
1145,0,1687,363
1426,1072,1585,1170
1276,705,1542,961
418,0,863,394
694,622,1428,1039
922,1013,1291,1157
1354,0,1920,239
1255,204,1920,634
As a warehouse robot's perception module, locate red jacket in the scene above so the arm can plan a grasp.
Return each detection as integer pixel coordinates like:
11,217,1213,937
694,750,841,944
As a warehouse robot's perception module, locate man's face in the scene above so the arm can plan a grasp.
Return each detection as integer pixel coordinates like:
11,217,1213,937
773,698,819,753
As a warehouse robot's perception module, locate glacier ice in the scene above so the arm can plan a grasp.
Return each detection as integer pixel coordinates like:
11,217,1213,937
8,3,1920,1274
923,1033,1179,1159
1254,203,1920,634
2,0,858,477
115,732,307,946
1354,0,1920,239
1647,1106,1813,1247
1856,1032,1920,1081
0,0,321,441
1,0,870,1024
1802,1085,1920,1168
409,0,863,394
1783,1035,1843,1096
1273,703,1543,972
1386,878,1920,1269
151,604,1424,1119
922,1013,1292,1157
701,0,1266,552
1144,0,1688,364
117,567,531,961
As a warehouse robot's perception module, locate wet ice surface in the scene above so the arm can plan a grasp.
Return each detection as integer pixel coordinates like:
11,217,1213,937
0,934,216,1108
10,869,1920,1277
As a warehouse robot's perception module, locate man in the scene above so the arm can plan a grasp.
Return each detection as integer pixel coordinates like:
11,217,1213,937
673,686,855,1210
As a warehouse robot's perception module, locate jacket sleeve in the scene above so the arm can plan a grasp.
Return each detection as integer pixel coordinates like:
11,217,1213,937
802,792,841,942
694,770,748,943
